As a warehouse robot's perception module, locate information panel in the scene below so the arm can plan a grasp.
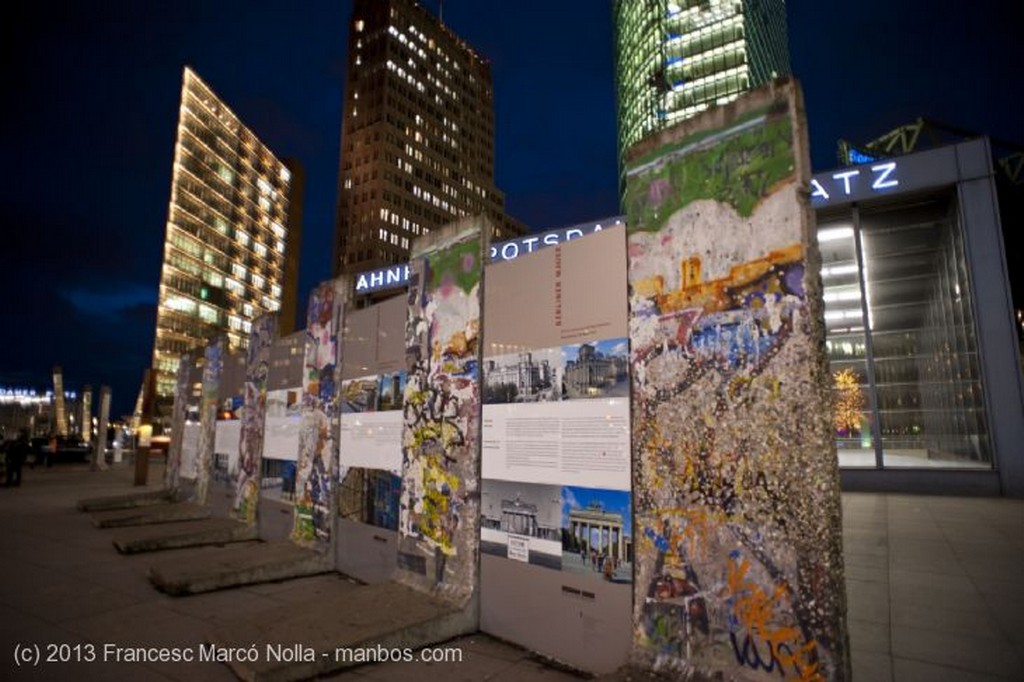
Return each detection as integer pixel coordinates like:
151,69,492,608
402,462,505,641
263,387,301,462
480,223,632,673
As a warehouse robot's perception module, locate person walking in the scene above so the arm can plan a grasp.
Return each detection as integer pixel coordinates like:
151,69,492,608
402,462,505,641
5,430,29,487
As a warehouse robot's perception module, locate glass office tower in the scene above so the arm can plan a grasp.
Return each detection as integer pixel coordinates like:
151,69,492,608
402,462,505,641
613,0,790,180
151,68,300,399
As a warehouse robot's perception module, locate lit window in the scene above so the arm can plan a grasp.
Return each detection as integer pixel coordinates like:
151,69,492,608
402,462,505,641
164,296,197,314
198,304,218,324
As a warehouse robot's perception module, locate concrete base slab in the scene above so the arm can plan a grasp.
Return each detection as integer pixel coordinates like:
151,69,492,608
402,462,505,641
208,581,473,682
77,489,173,512
91,502,211,529
111,518,258,554
148,540,331,596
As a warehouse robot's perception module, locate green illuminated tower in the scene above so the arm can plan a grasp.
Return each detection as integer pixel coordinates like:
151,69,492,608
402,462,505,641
613,0,790,185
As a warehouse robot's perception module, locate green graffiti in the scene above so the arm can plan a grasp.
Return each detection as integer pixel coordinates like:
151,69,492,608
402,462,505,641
625,110,795,232
427,237,480,294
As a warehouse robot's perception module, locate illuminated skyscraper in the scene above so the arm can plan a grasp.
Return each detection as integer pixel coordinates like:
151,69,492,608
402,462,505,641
151,67,302,399
613,0,790,179
334,0,524,277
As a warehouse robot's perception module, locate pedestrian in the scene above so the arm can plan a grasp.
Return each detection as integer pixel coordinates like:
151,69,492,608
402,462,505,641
5,430,29,487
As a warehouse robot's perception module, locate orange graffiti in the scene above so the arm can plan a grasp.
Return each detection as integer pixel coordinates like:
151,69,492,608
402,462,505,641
727,556,823,682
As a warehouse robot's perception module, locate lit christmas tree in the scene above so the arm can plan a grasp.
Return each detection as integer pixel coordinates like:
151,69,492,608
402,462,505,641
833,369,865,436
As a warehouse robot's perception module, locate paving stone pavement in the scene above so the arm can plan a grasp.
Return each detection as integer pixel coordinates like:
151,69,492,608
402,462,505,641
1,460,1022,681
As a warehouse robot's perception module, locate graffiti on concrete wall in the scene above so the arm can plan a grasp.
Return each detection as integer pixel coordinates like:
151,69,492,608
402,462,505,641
165,352,191,494
397,222,484,601
194,337,224,506
292,281,343,545
234,314,276,525
625,82,848,680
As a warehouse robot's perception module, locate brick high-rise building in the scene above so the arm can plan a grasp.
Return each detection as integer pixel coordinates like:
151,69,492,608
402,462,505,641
334,0,524,277
150,67,303,399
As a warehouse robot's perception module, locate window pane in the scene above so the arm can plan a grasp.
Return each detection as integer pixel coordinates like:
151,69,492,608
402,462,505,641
859,197,990,468
820,219,874,467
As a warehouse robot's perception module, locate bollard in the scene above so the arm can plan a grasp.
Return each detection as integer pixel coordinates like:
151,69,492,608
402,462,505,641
134,447,150,486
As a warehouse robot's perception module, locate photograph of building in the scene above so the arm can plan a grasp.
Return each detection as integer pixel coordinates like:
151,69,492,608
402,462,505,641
341,376,379,413
377,371,406,411
561,486,632,583
150,67,302,403
562,339,629,399
483,348,561,404
481,480,562,570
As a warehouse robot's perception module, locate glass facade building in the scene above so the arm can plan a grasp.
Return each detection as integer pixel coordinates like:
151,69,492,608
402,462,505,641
613,0,790,179
820,197,990,468
151,68,300,399
812,138,1024,495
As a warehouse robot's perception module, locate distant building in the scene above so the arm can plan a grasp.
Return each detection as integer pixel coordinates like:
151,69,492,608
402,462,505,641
613,0,790,183
334,0,525,278
150,67,302,400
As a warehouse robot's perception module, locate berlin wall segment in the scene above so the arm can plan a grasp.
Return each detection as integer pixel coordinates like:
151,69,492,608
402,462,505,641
165,351,192,495
234,314,278,526
194,337,225,507
291,279,346,548
624,79,850,681
396,218,488,606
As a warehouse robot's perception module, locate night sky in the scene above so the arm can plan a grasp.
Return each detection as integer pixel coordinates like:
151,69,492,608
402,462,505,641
2,1,1020,418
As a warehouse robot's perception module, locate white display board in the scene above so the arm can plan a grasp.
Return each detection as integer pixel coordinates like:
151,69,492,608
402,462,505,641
215,420,241,473
180,422,200,479
482,399,630,491
263,417,300,461
338,411,403,473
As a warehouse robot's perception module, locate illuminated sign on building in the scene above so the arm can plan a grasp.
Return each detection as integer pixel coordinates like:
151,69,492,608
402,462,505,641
354,264,411,294
354,219,622,294
810,161,899,206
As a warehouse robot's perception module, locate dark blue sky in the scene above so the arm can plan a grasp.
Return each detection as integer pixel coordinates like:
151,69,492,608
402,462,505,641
2,1,1020,417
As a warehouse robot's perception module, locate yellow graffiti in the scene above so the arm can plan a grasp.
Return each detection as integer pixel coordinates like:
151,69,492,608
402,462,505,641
416,452,460,556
